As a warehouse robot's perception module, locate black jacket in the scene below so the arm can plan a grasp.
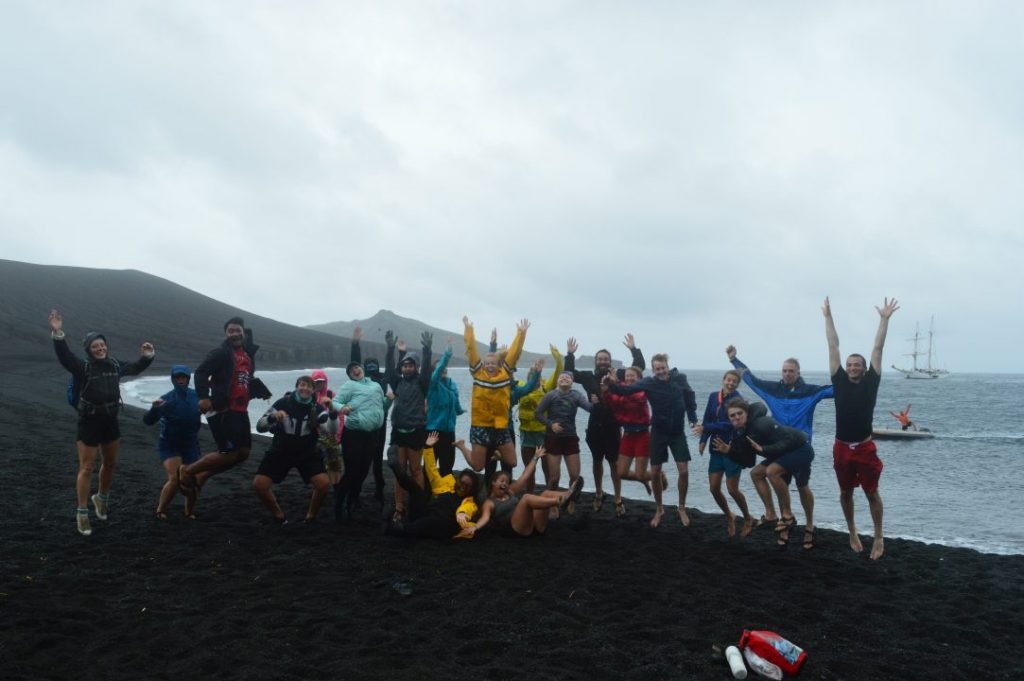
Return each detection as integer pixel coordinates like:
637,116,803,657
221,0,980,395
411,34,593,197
194,330,269,411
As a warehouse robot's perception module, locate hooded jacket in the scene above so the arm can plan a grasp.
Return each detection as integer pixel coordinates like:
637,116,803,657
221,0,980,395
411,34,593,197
54,333,154,416
725,402,809,467
729,356,833,441
143,365,201,445
465,323,525,429
385,340,432,430
257,392,339,455
606,369,698,436
426,346,465,432
334,375,388,432
565,346,645,432
698,388,744,445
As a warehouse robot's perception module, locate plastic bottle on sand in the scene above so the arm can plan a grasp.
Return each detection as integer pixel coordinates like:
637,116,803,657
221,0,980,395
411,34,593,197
725,645,747,679
742,647,782,680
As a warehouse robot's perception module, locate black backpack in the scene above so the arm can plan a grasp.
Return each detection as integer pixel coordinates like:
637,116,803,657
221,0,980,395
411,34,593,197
67,359,121,410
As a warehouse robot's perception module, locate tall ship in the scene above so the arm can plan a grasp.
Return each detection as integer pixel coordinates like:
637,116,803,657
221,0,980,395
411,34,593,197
892,317,949,379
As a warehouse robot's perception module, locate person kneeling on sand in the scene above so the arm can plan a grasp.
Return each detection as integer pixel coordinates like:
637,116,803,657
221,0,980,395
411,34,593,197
143,365,201,520
711,399,816,549
468,449,584,538
385,432,481,540
253,376,339,524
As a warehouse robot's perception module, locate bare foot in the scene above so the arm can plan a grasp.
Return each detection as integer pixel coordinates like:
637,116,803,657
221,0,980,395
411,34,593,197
726,512,736,538
740,516,754,538
650,506,665,528
678,506,690,527
870,537,885,560
643,479,652,495
849,532,864,553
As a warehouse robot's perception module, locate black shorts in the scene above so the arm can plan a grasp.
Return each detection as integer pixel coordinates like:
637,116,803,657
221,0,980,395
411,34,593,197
586,427,621,465
77,414,120,447
544,434,581,457
391,427,426,450
207,411,252,453
256,448,326,484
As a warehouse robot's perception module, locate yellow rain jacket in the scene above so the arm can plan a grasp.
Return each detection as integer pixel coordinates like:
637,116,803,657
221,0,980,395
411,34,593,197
465,324,525,429
517,345,563,433
424,448,478,521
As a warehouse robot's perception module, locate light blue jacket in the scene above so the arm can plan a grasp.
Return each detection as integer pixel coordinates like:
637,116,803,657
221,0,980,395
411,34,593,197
333,377,387,432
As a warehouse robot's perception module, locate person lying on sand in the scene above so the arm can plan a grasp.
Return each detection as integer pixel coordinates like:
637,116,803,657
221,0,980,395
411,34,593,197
385,432,481,540
468,449,584,538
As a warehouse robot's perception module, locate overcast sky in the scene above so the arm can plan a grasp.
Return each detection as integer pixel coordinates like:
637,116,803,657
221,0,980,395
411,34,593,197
3,2,1021,372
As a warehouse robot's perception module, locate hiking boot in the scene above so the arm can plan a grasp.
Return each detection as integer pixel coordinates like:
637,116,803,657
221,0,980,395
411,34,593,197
77,513,92,536
91,494,108,521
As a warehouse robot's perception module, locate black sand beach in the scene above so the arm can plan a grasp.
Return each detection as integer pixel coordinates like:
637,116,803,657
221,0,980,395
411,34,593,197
2,260,1023,679
2,375,1023,680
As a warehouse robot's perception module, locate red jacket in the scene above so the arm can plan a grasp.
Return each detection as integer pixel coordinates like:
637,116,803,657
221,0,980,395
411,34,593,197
605,389,650,427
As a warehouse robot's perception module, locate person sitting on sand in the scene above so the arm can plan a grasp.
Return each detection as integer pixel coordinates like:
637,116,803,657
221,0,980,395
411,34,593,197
534,371,593,512
253,376,339,524
467,449,584,538
890,404,915,431
605,354,697,529
49,309,155,536
143,365,201,520
385,331,433,522
824,296,899,560
462,316,530,472
385,432,481,540
692,370,753,539
711,399,814,548
179,317,271,511
603,366,655,516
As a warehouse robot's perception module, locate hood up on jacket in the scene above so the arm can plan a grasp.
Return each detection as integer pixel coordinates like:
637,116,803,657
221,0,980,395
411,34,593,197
311,369,331,400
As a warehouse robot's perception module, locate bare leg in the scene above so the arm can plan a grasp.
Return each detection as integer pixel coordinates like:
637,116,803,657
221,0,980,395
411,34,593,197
650,463,665,528
546,454,563,491
468,444,488,472
708,471,734,537
521,446,537,494
75,442,98,508
305,474,330,520
496,441,517,468
840,488,863,553
510,492,563,535
676,461,689,526
97,440,120,495
727,476,753,537
750,464,777,522
766,463,794,521
610,456,623,506
865,490,885,560
253,474,284,521
564,454,581,513
592,455,605,498
158,457,180,514
798,484,815,530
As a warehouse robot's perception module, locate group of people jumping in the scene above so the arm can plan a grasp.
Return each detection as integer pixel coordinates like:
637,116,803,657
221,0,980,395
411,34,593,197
51,296,898,559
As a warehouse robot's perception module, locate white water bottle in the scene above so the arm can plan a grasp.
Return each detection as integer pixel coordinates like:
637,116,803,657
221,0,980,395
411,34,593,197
742,647,782,680
725,645,748,679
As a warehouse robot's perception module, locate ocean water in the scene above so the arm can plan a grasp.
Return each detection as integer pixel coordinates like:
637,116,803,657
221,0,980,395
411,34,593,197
124,368,1024,555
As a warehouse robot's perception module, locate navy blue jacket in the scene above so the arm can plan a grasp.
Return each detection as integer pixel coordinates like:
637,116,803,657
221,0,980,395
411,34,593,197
607,369,697,436
730,357,833,441
143,365,201,446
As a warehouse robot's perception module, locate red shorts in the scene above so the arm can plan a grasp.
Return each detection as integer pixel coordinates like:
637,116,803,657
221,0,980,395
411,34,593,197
832,439,883,493
619,431,650,458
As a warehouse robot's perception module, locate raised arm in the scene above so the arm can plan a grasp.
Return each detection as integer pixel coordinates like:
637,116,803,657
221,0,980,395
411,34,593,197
431,340,453,386
509,448,545,496
871,297,899,373
384,333,398,389
623,333,645,371
823,297,841,376
503,318,529,369
463,316,480,368
350,326,364,364
419,332,433,392
543,344,563,392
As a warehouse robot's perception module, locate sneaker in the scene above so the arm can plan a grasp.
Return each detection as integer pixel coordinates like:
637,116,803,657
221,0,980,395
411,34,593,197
91,494,108,521
76,513,92,536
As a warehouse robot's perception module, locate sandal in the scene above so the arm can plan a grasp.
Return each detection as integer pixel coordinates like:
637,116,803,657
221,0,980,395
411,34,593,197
615,500,626,518
777,525,791,547
755,515,777,529
392,508,405,523
802,527,816,551
560,478,584,510
774,515,796,533
155,511,168,520
592,492,605,512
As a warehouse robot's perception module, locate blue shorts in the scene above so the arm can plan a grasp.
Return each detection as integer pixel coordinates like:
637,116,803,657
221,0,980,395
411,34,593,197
767,443,815,488
158,440,200,464
708,453,743,479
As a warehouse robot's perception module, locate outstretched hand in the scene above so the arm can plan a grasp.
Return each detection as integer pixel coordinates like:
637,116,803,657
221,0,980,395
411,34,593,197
746,436,763,453
622,333,636,350
725,345,737,360
396,339,407,352
352,326,363,342
48,309,63,333
516,318,530,333
822,296,832,318
141,342,155,357
710,436,730,454
385,329,395,347
490,328,497,345
426,430,440,447
876,297,900,319
566,337,579,355
532,358,545,372
421,331,433,347
462,316,472,328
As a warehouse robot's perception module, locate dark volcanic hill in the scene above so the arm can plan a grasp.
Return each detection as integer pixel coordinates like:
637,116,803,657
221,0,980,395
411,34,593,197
0,259,380,377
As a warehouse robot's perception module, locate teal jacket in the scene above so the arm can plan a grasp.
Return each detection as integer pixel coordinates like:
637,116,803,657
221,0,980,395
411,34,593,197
333,376,387,432
427,347,465,432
